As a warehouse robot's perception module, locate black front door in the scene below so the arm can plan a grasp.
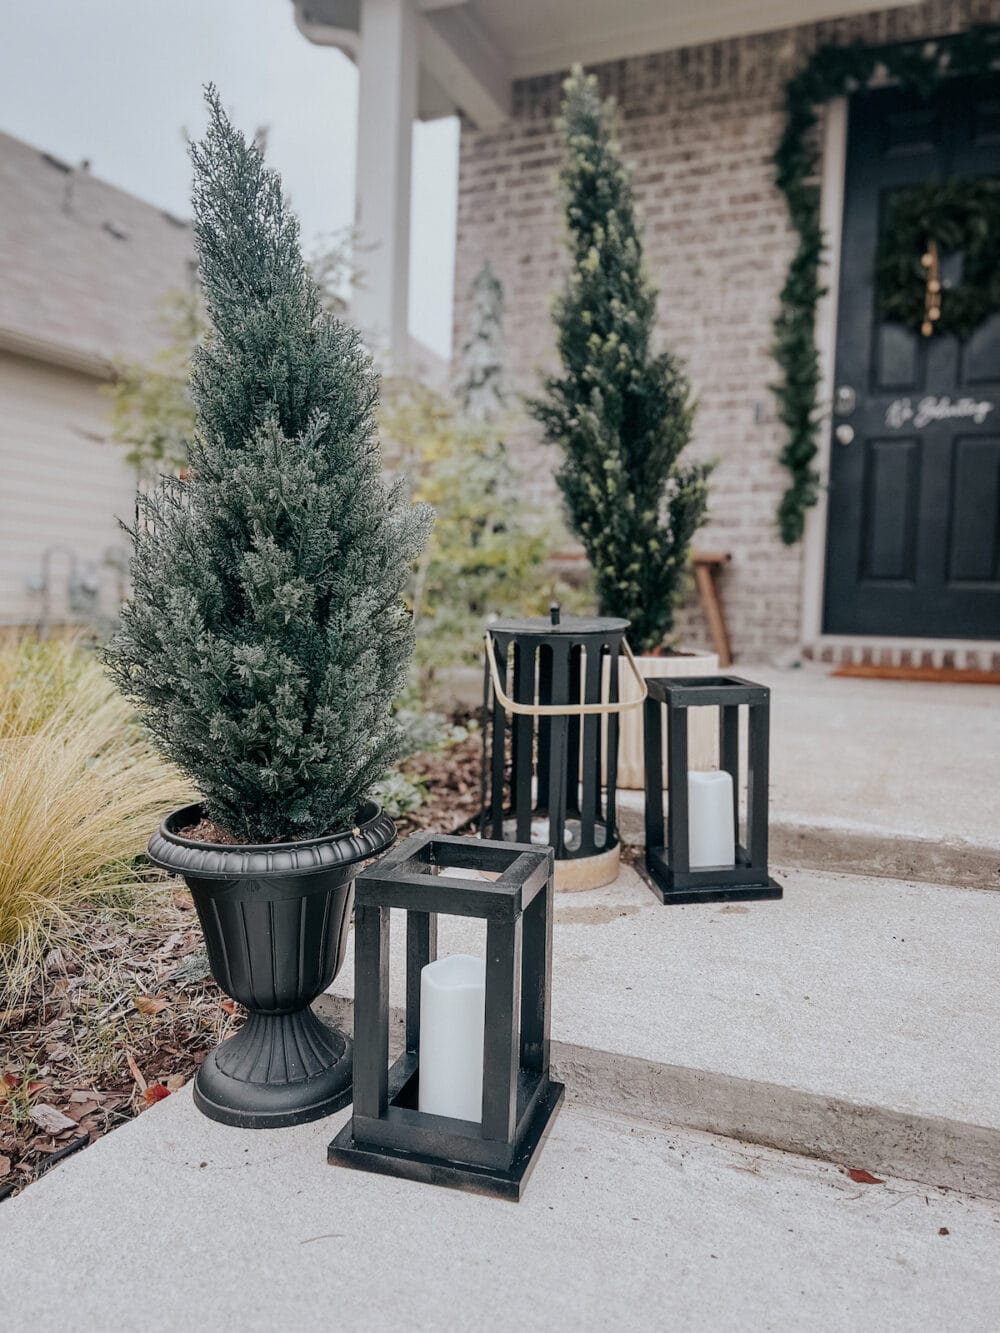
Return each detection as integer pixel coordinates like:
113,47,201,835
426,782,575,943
823,77,1000,640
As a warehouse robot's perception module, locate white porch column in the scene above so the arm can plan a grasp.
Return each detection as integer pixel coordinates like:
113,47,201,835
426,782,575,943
353,0,417,366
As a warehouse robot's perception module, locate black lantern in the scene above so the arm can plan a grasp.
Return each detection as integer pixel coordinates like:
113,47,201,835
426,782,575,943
643,675,783,904
328,833,564,1201
480,609,645,891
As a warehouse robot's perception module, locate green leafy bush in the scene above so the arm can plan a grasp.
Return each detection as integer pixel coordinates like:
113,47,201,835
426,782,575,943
383,381,576,688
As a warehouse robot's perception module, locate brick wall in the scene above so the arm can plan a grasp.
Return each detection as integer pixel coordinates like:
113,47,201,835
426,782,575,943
452,0,1000,662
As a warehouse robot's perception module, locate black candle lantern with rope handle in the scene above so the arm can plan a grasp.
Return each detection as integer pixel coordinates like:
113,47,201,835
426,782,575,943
480,610,646,891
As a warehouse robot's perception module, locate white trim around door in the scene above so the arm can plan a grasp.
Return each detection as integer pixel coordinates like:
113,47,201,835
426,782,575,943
800,96,847,648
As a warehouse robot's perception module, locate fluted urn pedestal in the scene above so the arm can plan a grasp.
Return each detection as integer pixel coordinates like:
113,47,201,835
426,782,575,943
148,801,396,1129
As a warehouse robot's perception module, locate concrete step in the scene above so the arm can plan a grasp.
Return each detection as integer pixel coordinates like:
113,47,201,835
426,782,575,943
616,665,1000,891
324,863,1000,1200
616,791,1000,891
2,1089,997,1332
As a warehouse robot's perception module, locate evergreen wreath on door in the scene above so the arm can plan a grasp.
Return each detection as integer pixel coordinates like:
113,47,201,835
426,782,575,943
876,177,1000,341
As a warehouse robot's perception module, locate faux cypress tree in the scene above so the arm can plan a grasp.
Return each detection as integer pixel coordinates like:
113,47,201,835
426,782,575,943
458,260,506,424
105,89,432,844
529,68,709,654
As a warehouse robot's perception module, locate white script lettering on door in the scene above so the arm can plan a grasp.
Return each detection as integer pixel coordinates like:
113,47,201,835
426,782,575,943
885,396,995,430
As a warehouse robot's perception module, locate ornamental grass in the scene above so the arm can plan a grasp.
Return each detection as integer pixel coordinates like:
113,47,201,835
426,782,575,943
0,637,190,992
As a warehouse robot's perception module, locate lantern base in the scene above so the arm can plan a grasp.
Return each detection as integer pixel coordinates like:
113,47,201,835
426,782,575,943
554,842,620,892
328,1078,565,1202
497,816,621,892
644,859,784,905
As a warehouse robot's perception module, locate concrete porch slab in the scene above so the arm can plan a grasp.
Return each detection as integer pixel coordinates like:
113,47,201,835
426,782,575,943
2,1088,998,1333
750,667,998,847
617,666,1000,888
324,864,1000,1197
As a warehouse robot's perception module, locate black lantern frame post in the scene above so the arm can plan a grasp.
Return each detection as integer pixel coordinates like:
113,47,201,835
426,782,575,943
643,675,783,904
328,833,564,1201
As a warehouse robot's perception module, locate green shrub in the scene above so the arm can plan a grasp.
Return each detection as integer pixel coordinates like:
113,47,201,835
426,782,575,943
383,381,579,689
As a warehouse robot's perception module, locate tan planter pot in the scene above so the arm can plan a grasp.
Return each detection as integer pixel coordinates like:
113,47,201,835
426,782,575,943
610,648,719,790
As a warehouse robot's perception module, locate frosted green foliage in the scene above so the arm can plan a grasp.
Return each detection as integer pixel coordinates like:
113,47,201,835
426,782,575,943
459,261,506,424
105,88,432,842
528,68,710,654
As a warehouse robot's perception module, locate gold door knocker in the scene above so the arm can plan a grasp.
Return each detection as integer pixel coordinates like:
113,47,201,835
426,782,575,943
920,239,942,337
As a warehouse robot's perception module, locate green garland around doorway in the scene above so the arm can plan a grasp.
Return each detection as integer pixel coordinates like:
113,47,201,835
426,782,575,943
771,26,1000,545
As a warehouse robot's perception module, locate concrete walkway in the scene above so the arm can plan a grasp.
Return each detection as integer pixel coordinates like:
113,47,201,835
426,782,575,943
4,667,997,1328
2,1087,998,1333
324,863,1000,1199
619,665,1000,888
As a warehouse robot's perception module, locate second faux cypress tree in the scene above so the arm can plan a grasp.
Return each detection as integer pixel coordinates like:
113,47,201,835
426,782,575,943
529,68,709,654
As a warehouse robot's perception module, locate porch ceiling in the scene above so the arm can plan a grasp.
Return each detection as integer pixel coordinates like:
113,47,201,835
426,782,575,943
468,0,913,80
292,0,916,126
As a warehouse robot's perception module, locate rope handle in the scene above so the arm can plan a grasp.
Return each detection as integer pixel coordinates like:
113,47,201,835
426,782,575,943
484,632,648,718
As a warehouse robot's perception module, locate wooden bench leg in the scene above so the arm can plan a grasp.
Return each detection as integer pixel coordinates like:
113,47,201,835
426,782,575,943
694,563,733,667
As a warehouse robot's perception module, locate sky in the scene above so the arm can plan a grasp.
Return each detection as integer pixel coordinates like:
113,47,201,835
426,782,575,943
0,0,459,357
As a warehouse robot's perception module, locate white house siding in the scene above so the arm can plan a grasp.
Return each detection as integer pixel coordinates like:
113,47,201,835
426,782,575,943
0,350,137,628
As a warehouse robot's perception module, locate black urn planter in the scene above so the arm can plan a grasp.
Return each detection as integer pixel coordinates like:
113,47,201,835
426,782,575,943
147,800,396,1129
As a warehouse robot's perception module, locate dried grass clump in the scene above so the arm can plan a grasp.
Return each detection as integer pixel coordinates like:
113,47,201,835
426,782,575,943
0,638,191,987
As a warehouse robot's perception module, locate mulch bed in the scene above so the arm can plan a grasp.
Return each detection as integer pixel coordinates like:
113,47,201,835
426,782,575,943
0,722,486,1200
0,883,235,1200
396,728,484,837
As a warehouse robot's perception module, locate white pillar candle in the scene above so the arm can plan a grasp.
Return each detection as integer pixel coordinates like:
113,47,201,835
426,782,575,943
687,770,735,869
418,953,486,1123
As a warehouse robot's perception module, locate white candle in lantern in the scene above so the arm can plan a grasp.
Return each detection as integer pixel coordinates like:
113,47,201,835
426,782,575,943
687,770,735,869
418,953,486,1123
